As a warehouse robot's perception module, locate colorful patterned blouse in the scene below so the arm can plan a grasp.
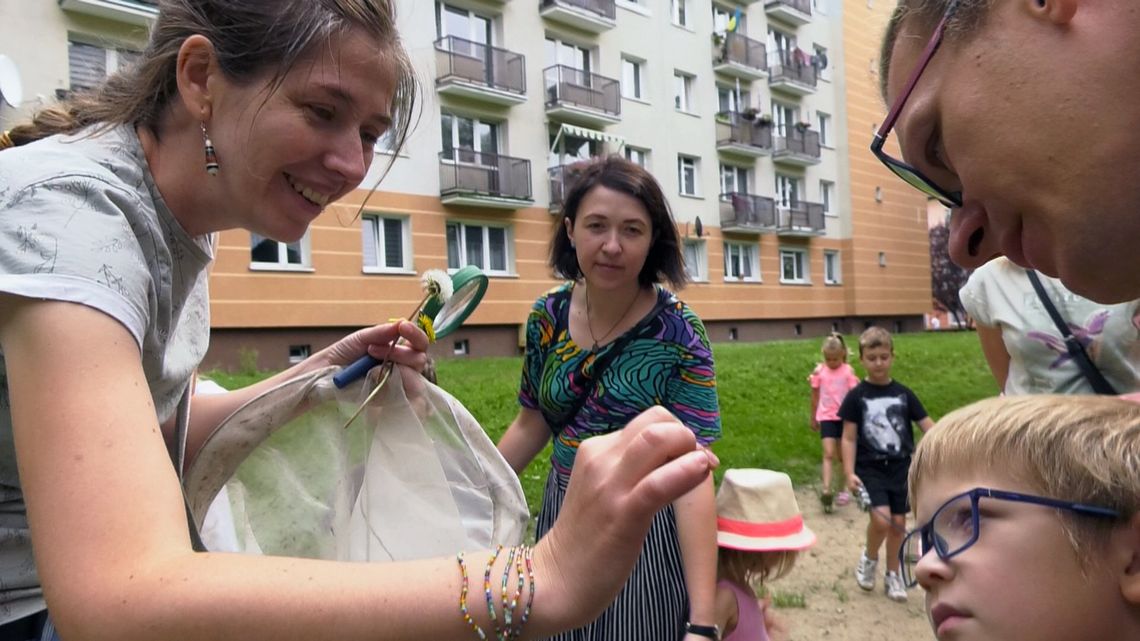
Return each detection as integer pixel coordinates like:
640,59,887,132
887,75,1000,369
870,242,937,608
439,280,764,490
518,282,721,476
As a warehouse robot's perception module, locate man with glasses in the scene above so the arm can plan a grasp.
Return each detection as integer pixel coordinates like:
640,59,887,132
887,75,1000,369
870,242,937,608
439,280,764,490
901,394,1140,641
876,0,1140,305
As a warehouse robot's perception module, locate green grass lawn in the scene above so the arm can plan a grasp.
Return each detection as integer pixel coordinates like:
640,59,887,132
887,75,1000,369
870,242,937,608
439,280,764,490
204,331,996,513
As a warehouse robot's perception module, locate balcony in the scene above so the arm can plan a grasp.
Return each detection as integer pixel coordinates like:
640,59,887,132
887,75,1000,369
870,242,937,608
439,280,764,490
59,0,158,26
434,37,526,107
775,202,825,236
713,32,767,81
539,0,616,33
768,57,817,95
764,0,812,26
440,150,533,209
544,65,621,127
721,193,776,234
773,128,821,166
716,112,773,158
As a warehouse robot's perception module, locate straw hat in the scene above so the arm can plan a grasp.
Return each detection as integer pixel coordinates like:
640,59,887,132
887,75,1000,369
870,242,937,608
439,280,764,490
716,469,816,552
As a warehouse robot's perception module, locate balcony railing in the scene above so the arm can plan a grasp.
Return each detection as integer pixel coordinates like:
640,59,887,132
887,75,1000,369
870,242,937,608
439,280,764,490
716,112,774,156
765,0,812,25
540,0,616,20
775,202,825,235
769,57,818,93
548,163,595,212
544,65,621,120
720,193,776,232
439,150,533,206
713,31,767,78
773,128,822,164
434,36,526,99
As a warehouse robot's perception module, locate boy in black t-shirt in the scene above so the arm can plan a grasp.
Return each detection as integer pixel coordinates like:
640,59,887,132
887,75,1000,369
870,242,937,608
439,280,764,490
839,326,934,604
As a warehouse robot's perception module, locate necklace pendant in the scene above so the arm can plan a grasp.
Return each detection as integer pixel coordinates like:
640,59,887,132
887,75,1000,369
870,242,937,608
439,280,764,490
591,342,599,352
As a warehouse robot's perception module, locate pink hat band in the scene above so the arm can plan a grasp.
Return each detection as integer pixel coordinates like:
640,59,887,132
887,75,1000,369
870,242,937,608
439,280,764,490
717,514,804,538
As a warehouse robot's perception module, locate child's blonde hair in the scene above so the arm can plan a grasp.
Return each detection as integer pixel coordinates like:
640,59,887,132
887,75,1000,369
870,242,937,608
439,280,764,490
717,548,799,591
911,395,1140,563
857,326,893,357
820,332,848,358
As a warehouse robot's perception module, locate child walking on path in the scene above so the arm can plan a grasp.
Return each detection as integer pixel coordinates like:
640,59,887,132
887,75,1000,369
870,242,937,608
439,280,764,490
808,333,860,513
839,327,934,603
713,469,816,641
904,395,1140,641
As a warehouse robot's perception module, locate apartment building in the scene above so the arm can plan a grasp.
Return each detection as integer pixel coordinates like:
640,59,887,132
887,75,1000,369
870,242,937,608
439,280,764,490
0,0,931,370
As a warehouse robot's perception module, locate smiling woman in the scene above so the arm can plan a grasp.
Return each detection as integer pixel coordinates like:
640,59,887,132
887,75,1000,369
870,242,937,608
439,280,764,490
0,2,716,641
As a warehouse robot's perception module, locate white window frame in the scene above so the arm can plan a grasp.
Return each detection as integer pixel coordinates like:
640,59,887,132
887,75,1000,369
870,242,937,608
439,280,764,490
446,221,513,276
824,250,842,285
683,239,708,282
673,71,695,112
435,2,493,45
717,85,750,114
719,163,749,198
671,0,689,27
622,56,645,100
250,232,313,271
362,214,413,273
678,155,700,197
440,112,500,162
775,173,800,208
771,100,798,138
67,39,140,92
780,248,809,284
712,3,745,33
817,111,832,146
723,241,760,282
625,146,649,168
820,180,836,216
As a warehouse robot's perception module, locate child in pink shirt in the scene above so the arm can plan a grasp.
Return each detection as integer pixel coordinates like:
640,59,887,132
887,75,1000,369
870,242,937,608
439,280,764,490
808,333,860,512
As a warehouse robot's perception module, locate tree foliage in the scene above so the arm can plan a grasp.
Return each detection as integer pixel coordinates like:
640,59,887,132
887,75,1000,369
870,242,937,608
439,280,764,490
930,223,970,325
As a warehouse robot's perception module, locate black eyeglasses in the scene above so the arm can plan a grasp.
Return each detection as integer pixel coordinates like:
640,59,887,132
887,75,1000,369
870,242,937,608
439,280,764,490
899,487,1120,588
871,0,963,209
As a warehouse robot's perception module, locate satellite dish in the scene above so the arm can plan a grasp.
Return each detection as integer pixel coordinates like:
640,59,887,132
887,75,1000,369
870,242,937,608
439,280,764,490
813,52,829,70
694,216,704,238
0,55,23,108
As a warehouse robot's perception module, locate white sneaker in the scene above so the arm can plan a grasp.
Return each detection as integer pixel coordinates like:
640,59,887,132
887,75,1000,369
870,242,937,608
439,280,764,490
885,571,908,602
855,550,877,591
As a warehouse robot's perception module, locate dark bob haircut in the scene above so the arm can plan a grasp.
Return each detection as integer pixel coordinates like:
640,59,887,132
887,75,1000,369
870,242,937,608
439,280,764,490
550,155,689,289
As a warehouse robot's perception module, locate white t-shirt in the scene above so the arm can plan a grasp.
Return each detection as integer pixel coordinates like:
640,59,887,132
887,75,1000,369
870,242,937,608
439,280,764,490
959,257,1140,395
0,125,214,623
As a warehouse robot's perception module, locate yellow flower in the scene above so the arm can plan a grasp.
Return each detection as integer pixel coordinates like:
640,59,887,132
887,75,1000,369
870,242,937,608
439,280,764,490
416,311,436,343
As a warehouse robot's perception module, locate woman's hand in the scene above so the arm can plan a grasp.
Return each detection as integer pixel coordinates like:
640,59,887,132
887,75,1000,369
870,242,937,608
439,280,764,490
530,407,718,631
317,320,429,372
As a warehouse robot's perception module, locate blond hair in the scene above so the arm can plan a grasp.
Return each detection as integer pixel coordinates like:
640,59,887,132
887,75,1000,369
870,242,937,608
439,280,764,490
911,395,1140,561
857,326,893,357
820,332,848,358
717,548,799,592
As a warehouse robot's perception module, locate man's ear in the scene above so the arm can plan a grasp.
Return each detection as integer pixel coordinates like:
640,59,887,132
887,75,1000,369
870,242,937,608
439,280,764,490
175,35,220,122
1028,0,1077,26
1117,513,1140,604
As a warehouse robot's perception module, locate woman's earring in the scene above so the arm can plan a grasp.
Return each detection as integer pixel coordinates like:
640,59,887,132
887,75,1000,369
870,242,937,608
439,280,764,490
570,240,576,249
201,123,219,175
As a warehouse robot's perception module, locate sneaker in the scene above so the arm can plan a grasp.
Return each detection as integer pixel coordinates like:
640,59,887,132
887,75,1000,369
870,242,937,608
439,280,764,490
820,491,834,514
885,571,908,602
855,550,877,591
835,491,851,506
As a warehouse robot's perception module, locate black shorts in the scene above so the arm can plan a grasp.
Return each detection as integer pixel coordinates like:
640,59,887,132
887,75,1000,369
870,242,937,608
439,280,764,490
819,420,843,440
855,457,911,515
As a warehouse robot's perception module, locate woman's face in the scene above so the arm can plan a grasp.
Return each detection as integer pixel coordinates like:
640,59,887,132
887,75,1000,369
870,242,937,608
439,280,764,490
564,185,653,292
203,27,397,242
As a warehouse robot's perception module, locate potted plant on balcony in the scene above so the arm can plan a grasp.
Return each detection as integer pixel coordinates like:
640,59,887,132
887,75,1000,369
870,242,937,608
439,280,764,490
716,110,733,124
754,112,773,127
794,121,812,132
740,107,759,121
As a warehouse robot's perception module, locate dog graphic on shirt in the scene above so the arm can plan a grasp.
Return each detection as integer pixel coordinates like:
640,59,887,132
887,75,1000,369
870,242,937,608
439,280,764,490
862,395,906,455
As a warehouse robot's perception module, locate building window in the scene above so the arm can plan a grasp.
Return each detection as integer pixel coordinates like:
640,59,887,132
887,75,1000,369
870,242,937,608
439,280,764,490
671,0,689,27
453,339,470,356
288,345,312,365
817,112,831,146
719,164,749,197
712,4,745,32
771,100,798,138
625,146,648,168
250,232,310,269
673,71,695,112
780,248,809,283
446,222,511,275
441,113,500,161
820,180,835,215
683,239,707,281
362,215,410,272
775,173,799,208
768,28,796,66
717,86,749,114
824,250,842,284
723,241,759,281
68,40,140,93
435,2,492,44
814,44,830,80
545,37,591,73
622,57,644,100
678,155,699,196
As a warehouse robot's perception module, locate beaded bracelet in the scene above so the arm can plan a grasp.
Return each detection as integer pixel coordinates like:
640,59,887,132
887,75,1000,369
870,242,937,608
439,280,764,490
518,545,536,638
496,546,516,641
504,544,525,635
484,545,504,635
457,552,487,640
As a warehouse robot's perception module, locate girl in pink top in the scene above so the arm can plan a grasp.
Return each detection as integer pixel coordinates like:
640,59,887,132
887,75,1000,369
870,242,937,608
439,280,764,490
808,334,860,512
714,469,816,641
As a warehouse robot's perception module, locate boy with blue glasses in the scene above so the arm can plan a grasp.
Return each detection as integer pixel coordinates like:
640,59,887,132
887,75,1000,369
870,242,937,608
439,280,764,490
904,395,1140,641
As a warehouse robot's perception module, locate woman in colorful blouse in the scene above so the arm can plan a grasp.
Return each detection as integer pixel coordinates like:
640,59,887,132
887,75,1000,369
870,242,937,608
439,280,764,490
498,156,722,641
